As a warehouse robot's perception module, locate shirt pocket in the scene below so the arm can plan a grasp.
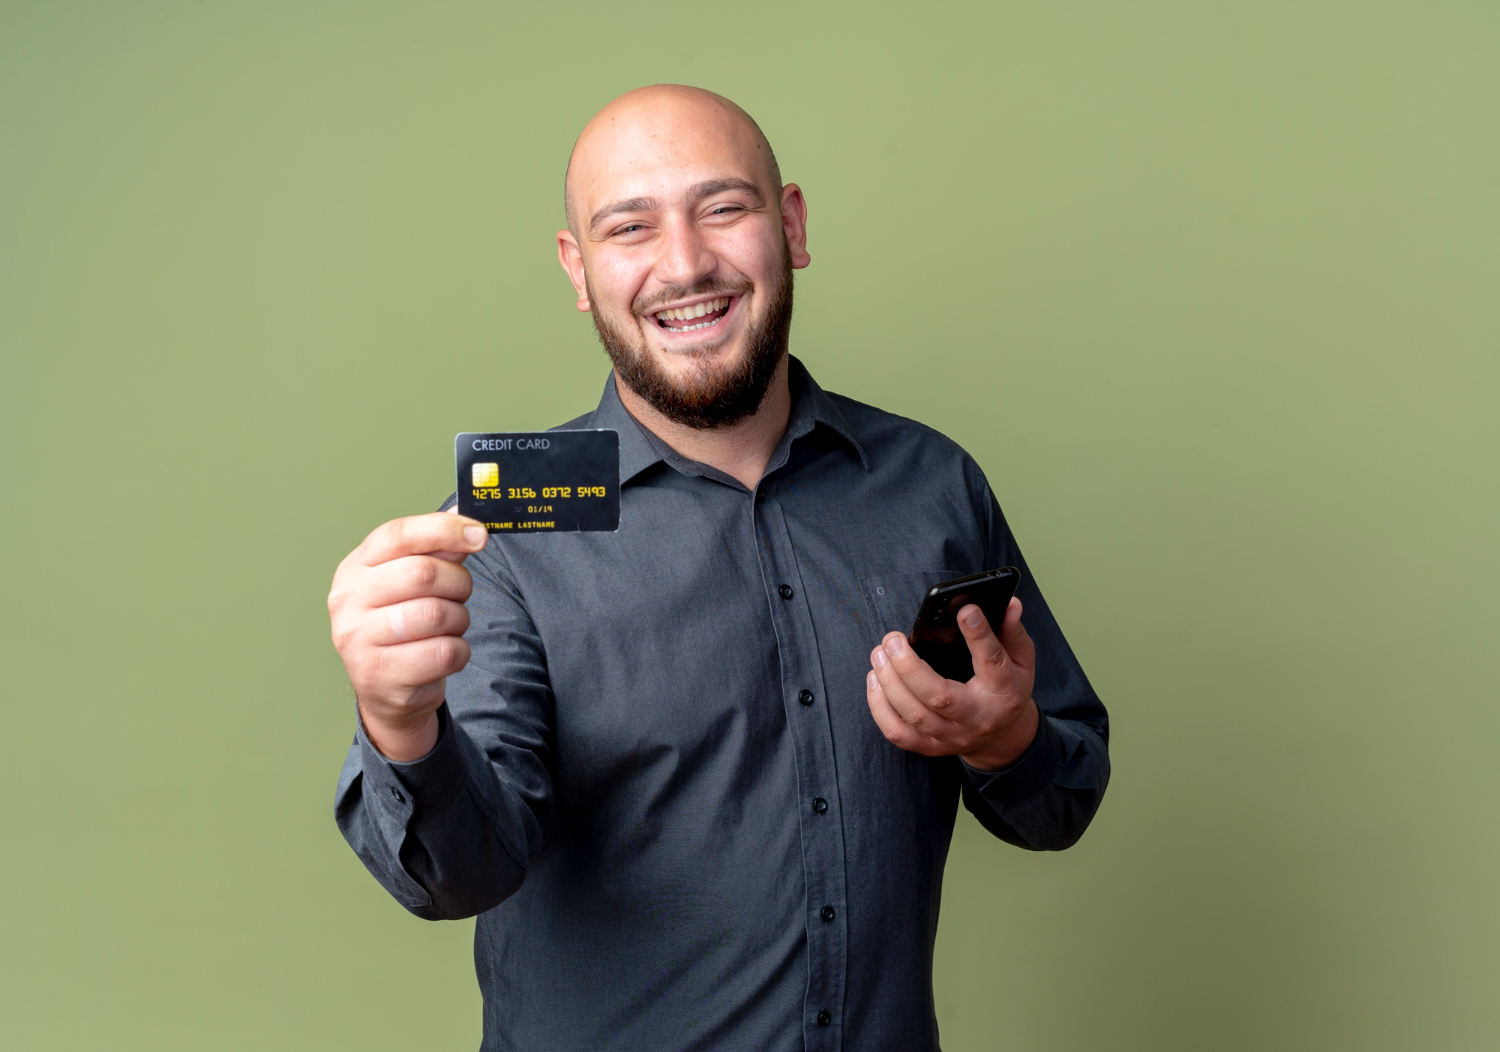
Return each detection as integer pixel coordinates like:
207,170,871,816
860,569,963,638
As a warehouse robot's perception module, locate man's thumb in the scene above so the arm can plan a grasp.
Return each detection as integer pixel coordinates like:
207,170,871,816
958,603,1011,682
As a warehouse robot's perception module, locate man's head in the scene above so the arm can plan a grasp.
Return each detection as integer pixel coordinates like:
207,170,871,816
557,85,810,430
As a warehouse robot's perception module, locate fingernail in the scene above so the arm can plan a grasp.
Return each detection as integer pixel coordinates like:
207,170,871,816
464,525,486,547
872,648,888,668
867,671,878,690
884,636,906,657
963,608,982,628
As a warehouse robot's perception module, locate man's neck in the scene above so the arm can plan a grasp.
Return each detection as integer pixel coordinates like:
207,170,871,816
613,356,793,491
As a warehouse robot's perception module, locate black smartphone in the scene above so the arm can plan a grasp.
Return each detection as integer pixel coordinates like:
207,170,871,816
908,567,1022,682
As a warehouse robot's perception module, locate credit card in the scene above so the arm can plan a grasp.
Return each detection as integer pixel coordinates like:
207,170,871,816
455,430,620,533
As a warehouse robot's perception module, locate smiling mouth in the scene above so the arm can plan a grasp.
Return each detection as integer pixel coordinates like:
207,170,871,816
652,296,732,333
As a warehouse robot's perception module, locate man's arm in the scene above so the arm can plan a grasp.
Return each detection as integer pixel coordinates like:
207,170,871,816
865,486,1110,851
329,513,554,918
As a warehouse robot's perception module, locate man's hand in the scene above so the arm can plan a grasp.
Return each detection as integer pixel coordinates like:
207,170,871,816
866,598,1040,772
328,511,488,762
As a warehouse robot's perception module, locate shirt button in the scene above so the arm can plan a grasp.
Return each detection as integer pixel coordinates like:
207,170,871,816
820,905,836,922
812,797,828,813
778,584,794,600
817,1010,832,1027
390,786,405,804
799,689,815,706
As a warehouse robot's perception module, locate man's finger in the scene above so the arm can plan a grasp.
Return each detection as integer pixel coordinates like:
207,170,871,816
875,630,986,722
372,634,472,689
363,555,474,608
871,641,964,738
373,596,470,646
356,513,488,566
430,508,475,561
865,670,946,756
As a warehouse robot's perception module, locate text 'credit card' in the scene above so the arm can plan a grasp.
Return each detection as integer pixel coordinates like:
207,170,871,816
455,430,619,533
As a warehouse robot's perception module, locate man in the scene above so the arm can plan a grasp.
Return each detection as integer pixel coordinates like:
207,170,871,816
329,85,1109,1051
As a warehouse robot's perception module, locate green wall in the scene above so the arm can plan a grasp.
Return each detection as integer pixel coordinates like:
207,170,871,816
3,2,1496,1048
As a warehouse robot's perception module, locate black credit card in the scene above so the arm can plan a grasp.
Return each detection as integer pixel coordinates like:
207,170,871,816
455,430,619,533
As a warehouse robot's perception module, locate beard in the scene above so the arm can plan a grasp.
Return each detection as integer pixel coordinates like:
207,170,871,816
589,247,794,431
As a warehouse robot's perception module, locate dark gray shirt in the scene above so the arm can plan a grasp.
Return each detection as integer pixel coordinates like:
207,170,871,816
336,359,1110,1052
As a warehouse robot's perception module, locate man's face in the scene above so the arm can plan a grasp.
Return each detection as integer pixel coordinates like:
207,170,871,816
558,93,810,429
587,241,794,430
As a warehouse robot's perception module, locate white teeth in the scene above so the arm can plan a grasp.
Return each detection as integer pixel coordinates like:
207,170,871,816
660,314,724,333
655,297,729,324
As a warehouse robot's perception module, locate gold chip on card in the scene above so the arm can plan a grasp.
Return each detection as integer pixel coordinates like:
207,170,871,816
471,462,499,487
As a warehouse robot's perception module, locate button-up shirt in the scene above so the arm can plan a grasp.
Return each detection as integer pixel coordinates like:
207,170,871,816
335,358,1110,1051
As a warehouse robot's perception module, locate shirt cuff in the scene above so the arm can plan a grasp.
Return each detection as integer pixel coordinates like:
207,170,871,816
356,703,472,824
960,713,1063,804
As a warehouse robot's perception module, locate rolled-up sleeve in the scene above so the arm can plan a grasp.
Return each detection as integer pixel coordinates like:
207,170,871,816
956,480,1112,850
334,543,555,919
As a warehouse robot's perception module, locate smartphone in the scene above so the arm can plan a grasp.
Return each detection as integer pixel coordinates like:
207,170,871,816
908,567,1022,682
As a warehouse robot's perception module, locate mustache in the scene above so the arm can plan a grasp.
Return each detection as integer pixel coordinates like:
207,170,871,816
632,278,754,317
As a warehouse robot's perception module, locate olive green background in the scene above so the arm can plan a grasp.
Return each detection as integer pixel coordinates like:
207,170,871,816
2,1,1497,1049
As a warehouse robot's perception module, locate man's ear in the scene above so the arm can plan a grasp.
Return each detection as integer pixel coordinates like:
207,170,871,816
780,183,811,270
556,231,591,311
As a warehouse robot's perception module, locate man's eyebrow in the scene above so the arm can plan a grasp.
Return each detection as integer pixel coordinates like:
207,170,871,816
686,177,765,204
587,179,767,233
588,196,658,233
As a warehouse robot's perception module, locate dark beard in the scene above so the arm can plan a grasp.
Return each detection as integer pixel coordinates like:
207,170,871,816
589,251,794,430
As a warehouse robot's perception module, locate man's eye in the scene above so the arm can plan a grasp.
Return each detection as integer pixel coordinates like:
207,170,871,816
709,206,742,216
615,224,644,235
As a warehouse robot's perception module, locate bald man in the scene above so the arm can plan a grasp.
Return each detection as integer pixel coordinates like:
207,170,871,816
330,85,1110,1051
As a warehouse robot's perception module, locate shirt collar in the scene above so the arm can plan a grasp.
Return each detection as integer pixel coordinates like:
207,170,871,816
583,356,869,486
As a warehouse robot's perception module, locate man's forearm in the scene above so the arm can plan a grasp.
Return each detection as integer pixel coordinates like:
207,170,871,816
961,716,1110,851
336,705,544,919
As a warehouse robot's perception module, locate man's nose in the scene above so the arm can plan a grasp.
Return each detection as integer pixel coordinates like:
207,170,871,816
653,216,717,290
